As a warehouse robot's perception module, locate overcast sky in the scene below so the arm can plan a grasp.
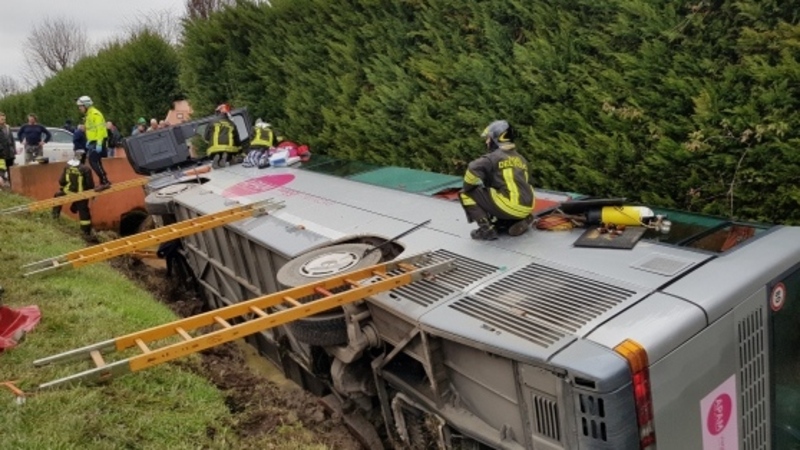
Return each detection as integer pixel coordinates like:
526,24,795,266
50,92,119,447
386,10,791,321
0,0,186,83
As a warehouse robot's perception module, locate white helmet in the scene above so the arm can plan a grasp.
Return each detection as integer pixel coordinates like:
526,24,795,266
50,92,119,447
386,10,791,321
76,96,93,107
255,118,270,129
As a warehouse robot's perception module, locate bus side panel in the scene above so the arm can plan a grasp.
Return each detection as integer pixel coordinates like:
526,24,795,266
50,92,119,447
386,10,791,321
649,287,768,450
648,310,738,449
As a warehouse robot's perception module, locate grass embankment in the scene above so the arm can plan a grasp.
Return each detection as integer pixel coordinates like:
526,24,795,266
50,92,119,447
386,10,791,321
0,192,326,450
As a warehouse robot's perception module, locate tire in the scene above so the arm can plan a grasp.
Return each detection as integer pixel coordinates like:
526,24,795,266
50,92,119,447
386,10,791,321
144,183,201,216
277,243,382,346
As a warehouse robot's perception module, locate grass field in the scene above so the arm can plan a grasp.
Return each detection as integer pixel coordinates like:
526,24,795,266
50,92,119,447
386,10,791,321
0,191,344,450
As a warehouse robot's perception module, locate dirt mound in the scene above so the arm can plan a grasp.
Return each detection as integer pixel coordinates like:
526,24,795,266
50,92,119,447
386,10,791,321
110,256,362,449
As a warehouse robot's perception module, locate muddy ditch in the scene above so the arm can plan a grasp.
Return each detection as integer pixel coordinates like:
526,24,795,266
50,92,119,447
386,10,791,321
108,255,363,449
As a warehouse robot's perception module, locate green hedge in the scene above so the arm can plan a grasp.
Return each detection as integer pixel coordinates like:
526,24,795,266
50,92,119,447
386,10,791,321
179,0,800,223
0,32,180,135
4,1,797,224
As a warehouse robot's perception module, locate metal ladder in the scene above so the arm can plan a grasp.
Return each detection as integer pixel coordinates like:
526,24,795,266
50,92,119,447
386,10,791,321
33,253,454,389
0,177,151,215
22,199,284,277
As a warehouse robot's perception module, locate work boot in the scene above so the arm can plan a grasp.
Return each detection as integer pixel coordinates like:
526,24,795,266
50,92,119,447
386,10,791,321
508,215,535,237
211,153,227,169
94,182,111,192
470,219,498,241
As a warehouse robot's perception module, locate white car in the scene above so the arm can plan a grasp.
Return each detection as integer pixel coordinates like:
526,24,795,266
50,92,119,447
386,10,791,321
12,127,75,166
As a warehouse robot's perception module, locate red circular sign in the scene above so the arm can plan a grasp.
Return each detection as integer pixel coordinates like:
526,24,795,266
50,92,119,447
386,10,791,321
771,282,786,312
706,393,732,435
222,174,295,198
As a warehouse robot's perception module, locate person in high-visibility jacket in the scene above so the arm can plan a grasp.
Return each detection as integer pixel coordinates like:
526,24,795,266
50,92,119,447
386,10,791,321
76,95,111,191
459,120,535,240
204,103,242,168
243,118,277,168
52,150,95,238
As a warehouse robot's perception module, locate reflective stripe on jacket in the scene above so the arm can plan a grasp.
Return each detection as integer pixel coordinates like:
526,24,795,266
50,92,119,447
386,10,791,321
250,127,275,149
463,146,534,219
205,120,240,154
61,165,94,193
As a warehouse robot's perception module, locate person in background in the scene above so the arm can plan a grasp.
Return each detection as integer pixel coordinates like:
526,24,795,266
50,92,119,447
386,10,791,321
76,95,111,191
73,123,87,160
0,112,14,187
158,119,169,129
51,149,95,240
460,120,535,240
106,121,122,157
131,117,146,135
147,118,158,132
63,119,75,133
17,113,52,164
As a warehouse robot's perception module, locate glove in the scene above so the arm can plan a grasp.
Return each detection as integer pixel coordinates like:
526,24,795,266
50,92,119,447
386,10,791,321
88,141,101,153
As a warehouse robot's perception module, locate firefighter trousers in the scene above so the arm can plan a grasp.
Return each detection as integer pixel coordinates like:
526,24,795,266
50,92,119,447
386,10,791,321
52,191,92,235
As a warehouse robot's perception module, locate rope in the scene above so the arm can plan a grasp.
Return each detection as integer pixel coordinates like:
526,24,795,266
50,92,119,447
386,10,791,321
536,215,574,231
536,209,586,231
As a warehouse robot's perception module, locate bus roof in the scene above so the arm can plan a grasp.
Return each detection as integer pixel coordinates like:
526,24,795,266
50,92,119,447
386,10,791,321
166,160,797,366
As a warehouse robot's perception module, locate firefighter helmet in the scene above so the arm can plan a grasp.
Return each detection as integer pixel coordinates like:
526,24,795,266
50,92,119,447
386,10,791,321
215,103,231,115
481,120,515,148
76,96,93,107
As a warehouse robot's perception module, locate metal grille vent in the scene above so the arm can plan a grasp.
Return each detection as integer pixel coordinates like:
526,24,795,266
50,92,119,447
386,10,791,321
388,249,497,307
738,306,768,450
450,296,567,347
579,394,607,441
533,394,561,442
631,253,694,277
469,262,636,334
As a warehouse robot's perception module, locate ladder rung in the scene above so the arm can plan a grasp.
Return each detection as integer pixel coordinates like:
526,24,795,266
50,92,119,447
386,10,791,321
176,327,192,341
314,286,334,297
283,296,301,307
90,350,106,368
372,271,387,279
344,278,359,288
135,338,151,354
398,263,416,272
214,316,232,328
249,306,268,318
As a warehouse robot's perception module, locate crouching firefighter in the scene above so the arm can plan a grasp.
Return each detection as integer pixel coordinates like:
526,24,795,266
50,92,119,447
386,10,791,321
52,150,94,237
205,103,242,169
243,119,276,169
460,120,535,240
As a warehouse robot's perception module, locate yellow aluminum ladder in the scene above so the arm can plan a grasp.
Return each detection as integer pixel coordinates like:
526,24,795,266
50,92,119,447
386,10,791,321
33,253,454,389
22,199,284,277
0,177,151,215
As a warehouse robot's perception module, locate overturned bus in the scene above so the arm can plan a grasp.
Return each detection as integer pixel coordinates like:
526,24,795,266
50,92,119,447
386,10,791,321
125,113,799,450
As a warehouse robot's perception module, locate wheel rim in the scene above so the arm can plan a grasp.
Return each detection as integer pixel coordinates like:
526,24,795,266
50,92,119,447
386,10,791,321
298,250,362,278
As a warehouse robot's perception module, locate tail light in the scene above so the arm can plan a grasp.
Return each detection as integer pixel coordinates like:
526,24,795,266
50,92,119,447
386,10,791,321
615,339,656,449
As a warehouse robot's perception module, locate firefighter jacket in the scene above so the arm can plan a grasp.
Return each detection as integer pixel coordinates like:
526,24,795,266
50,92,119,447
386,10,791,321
59,164,95,194
463,145,534,219
204,118,241,155
85,106,108,147
250,127,275,149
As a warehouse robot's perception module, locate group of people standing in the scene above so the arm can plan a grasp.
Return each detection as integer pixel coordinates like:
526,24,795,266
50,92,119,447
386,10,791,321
131,117,170,135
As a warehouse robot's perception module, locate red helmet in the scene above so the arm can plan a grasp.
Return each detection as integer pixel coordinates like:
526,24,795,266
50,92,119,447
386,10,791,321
215,103,231,115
